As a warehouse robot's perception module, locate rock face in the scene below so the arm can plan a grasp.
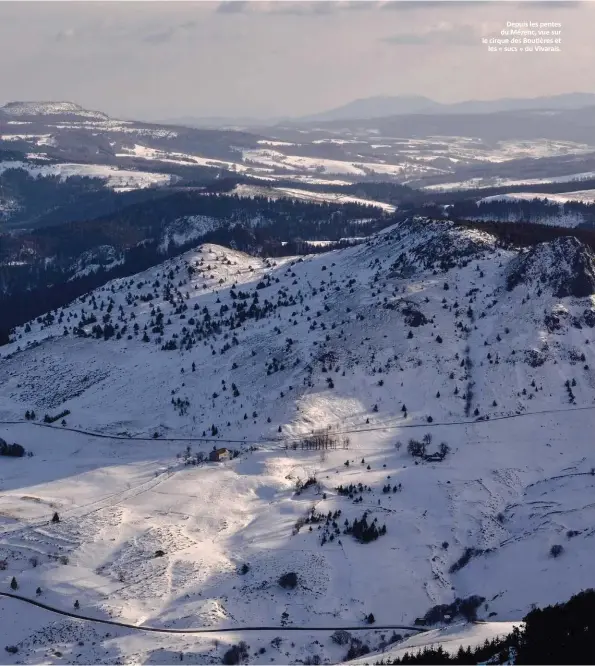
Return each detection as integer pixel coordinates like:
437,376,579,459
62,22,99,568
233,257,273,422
388,219,496,277
506,236,595,298
401,304,428,327
409,220,495,271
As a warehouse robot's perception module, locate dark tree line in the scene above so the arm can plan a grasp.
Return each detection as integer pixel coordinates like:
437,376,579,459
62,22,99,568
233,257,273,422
453,218,595,253
426,177,595,205
449,197,595,228
379,588,595,665
0,168,168,230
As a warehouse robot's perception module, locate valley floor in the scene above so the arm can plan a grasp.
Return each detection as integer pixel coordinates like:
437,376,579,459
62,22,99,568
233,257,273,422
0,406,593,663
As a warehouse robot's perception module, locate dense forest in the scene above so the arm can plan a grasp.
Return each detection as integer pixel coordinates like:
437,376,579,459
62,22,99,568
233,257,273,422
1,169,108,226
0,166,228,230
1,190,385,264
448,197,595,228
453,218,595,252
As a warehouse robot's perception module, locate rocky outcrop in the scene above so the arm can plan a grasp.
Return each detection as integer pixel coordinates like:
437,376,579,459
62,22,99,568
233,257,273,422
506,236,595,298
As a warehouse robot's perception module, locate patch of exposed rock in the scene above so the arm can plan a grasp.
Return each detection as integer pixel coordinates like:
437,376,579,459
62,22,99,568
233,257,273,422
507,236,595,298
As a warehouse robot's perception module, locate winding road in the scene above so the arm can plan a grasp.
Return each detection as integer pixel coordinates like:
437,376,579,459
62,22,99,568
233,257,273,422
0,591,427,635
3,401,595,446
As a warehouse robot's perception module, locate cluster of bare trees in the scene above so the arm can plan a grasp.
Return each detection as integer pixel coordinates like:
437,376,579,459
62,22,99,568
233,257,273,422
407,433,450,461
285,427,351,452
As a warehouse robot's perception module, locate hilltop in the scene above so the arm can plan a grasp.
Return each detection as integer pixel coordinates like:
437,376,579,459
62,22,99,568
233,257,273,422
1,101,109,120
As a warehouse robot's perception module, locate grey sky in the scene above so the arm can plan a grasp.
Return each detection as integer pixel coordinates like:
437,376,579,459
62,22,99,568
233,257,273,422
1,1,593,120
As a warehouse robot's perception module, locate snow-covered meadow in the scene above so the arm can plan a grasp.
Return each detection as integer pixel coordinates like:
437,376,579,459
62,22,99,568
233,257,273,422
0,160,174,191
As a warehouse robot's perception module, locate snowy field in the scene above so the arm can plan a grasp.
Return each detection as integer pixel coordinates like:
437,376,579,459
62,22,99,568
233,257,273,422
478,189,595,205
232,184,396,213
423,171,595,192
114,144,270,176
242,148,445,180
0,160,174,190
1,219,595,662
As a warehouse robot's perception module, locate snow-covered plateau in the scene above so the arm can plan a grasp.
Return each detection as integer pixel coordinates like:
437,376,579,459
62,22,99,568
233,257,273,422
1,217,595,663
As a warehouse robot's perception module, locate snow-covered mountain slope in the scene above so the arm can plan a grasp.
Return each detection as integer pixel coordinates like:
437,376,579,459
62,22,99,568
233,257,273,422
507,237,595,298
1,218,595,663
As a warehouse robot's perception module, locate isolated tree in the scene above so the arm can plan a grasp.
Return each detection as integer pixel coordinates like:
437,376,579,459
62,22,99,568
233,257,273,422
222,642,249,665
408,440,421,457
278,572,298,589
10,577,17,590
52,512,60,523
439,442,451,458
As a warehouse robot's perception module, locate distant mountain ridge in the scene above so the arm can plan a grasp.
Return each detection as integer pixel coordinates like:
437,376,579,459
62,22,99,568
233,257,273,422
153,92,595,128
298,92,595,123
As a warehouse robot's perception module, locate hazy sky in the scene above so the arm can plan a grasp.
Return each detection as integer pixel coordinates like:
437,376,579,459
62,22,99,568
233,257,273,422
1,1,594,120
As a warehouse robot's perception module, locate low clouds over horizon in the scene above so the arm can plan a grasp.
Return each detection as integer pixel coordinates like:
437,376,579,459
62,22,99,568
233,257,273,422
383,23,479,46
0,1,593,120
